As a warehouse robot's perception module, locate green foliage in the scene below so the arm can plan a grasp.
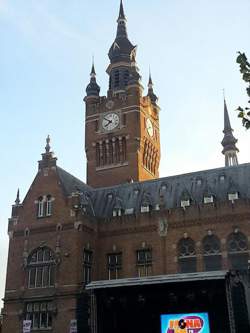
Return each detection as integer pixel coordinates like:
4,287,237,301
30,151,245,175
236,52,250,129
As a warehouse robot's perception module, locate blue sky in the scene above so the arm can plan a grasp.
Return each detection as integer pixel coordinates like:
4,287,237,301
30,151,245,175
1,0,250,304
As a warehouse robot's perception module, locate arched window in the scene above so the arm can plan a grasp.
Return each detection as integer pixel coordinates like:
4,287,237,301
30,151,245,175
202,235,222,271
227,231,249,269
37,196,44,218
178,237,196,273
28,247,55,288
46,195,52,216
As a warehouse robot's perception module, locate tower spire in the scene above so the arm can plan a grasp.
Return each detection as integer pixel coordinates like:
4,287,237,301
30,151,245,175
147,70,158,103
86,59,100,97
221,98,239,166
118,0,126,21
15,188,20,205
116,0,127,38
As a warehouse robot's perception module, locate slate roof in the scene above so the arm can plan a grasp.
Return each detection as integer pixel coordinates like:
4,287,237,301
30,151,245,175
57,167,91,196
81,163,250,218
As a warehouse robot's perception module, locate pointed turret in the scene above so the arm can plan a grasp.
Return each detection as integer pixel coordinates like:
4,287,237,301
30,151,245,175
147,71,158,104
116,0,127,38
221,98,239,166
86,61,100,97
107,1,137,92
15,188,20,206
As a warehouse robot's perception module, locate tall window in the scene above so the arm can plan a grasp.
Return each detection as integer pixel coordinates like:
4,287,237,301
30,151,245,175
37,195,52,218
37,197,44,218
136,249,152,277
25,302,53,330
202,235,222,271
107,253,122,280
227,231,249,269
28,247,55,288
178,237,196,273
46,195,52,216
114,70,119,88
83,249,93,285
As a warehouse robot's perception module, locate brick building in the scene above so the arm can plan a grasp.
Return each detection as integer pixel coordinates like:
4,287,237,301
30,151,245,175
2,1,250,332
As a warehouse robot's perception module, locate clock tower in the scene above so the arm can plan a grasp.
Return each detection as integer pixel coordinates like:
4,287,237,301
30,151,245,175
84,0,161,188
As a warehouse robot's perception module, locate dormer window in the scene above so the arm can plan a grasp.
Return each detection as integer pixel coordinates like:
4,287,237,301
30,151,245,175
125,208,134,215
228,192,239,202
204,196,214,204
181,199,190,208
141,205,150,213
113,209,122,217
37,197,44,218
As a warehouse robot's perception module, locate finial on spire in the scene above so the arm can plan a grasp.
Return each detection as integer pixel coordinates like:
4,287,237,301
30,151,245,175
221,96,239,166
147,69,158,103
86,59,100,97
148,68,153,88
90,55,96,77
118,0,126,21
45,135,51,153
15,188,20,205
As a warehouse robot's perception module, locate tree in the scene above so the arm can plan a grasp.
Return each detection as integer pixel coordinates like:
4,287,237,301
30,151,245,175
236,52,250,129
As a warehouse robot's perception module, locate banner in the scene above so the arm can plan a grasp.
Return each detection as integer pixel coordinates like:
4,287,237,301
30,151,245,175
23,320,32,333
70,319,78,333
161,313,210,333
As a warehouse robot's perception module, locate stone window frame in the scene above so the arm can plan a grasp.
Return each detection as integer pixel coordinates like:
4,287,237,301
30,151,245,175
177,237,197,273
25,301,53,330
202,234,222,271
83,248,93,285
36,194,53,218
136,248,152,277
107,252,122,280
27,247,55,289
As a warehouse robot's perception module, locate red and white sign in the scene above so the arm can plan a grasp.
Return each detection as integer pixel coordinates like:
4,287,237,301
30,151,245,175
23,320,32,333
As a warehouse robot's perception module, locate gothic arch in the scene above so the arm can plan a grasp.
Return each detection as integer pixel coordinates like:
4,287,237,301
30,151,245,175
177,237,196,273
202,234,222,271
27,247,55,288
227,231,249,270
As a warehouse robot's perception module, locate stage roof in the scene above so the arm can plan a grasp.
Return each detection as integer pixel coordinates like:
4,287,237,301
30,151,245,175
86,271,228,290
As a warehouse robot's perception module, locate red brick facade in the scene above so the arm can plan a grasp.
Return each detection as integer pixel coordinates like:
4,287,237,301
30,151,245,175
2,2,250,333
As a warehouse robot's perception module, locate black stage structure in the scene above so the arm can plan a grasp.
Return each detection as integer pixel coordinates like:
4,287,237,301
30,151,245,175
86,270,250,333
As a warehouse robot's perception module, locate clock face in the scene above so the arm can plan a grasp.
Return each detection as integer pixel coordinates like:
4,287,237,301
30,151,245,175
102,113,120,131
146,118,154,137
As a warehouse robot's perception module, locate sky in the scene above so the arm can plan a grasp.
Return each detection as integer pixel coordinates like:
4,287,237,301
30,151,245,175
1,0,250,306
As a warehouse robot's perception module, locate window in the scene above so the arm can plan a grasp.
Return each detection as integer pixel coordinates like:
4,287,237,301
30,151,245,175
83,249,93,285
202,235,222,271
107,253,122,280
180,199,190,208
46,195,52,216
37,197,44,218
25,302,53,330
228,192,239,202
178,237,196,273
141,205,150,213
124,70,129,86
203,196,214,204
227,231,249,269
114,70,119,88
137,249,152,277
28,247,55,288
37,195,52,218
